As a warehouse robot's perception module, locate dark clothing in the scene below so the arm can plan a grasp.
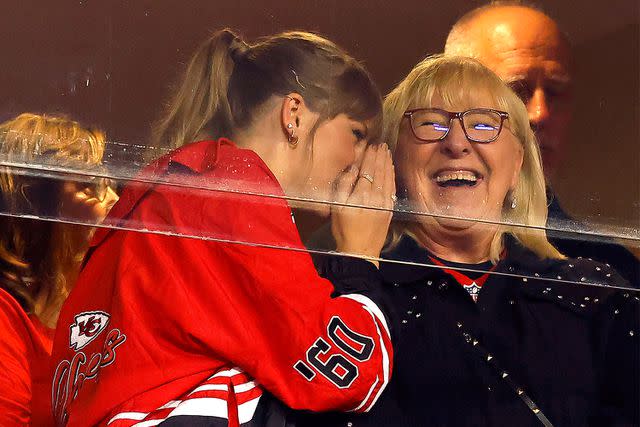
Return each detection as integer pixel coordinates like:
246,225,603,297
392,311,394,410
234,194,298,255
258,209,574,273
299,235,640,427
547,195,639,287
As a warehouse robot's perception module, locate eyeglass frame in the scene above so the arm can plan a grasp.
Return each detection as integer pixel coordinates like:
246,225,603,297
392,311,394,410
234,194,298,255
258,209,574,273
403,107,510,143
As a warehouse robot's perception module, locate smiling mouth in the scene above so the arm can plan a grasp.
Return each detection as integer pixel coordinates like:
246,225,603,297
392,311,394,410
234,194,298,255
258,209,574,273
434,170,482,188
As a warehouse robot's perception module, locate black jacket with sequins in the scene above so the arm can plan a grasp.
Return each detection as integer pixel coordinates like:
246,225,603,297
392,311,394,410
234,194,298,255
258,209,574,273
297,235,639,427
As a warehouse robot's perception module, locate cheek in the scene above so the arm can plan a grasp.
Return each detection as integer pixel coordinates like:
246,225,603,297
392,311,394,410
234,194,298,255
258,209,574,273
396,139,433,185
483,146,521,191
316,128,354,168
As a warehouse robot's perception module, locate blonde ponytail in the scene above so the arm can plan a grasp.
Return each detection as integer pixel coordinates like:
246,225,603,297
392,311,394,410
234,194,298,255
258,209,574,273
152,29,382,156
153,29,241,151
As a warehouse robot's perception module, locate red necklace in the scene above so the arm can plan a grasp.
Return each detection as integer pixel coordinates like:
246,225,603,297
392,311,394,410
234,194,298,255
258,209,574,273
428,256,498,302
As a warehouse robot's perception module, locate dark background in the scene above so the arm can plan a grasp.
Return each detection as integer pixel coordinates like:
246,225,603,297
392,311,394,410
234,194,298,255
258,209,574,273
0,0,638,240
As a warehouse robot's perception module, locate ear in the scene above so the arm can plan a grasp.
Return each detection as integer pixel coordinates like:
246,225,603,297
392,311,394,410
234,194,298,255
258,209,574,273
510,143,525,190
280,93,305,136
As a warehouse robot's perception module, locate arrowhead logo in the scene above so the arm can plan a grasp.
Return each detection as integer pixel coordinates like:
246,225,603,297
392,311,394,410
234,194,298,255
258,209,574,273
69,311,110,351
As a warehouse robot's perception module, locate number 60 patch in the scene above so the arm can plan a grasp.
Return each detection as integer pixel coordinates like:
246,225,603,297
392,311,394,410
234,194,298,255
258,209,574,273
294,316,375,388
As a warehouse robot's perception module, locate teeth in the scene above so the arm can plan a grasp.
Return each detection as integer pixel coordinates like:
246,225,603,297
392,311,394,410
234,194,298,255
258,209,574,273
435,171,478,183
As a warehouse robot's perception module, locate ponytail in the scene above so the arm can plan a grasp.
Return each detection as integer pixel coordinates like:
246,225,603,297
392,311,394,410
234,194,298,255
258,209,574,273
152,29,243,151
152,29,382,155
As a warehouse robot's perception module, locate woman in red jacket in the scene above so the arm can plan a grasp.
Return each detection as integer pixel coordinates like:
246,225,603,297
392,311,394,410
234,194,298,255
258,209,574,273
0,113,118,425
51,29,395,426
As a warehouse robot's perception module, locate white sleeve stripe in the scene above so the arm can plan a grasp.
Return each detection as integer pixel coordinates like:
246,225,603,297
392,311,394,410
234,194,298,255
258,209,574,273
238,395,262,424
110,368,259,425
349,375,379,412
189,383,228,394
234,380,257,393
338,294,391,413
112,393,262,426
209,367,243,378
189,380,256,395
132,420,163,427
158,400,181,409
108,411,149,424
339,294,391,338
167,397,228,418
361,307,390,412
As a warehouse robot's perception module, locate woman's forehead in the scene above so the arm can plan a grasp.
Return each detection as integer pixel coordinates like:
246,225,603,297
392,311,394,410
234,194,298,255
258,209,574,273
416,86,504,111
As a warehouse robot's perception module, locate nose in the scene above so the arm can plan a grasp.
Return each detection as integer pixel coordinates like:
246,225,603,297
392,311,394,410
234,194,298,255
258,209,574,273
527,86,550,132
439,119,471,158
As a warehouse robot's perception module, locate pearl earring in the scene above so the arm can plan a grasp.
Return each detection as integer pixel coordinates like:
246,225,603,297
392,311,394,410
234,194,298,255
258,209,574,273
286,123,298,146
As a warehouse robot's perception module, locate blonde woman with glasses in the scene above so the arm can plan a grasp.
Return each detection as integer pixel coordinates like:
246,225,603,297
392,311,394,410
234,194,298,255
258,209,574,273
302,55,638,427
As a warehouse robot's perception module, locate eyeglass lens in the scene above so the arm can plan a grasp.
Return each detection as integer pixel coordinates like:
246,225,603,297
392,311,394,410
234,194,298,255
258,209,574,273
410,109,502,142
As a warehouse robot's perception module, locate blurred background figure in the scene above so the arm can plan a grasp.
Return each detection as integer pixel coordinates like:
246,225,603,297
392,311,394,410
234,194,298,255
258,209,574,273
0,113,117,425
444,2,639,285
445,2,572,182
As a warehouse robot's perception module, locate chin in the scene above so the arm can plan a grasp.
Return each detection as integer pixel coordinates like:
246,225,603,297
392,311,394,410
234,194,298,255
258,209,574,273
430,201,493,229
434,216,478,231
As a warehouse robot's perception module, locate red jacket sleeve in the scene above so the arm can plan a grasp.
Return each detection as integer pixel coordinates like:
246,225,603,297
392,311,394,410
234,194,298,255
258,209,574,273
115,182,392,413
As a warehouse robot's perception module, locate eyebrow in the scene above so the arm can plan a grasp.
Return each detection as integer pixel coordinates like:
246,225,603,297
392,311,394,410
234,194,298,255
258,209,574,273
504,73,571,86
547,74,571,85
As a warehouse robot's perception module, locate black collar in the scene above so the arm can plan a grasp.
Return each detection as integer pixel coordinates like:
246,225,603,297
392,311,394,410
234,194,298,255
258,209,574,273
379,234,565,285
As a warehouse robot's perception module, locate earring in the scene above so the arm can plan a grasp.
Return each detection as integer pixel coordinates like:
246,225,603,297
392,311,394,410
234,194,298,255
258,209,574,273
287,123,298,146
510,195,517,209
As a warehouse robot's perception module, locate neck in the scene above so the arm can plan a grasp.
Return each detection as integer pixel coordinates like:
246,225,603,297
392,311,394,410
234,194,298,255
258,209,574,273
232,124,302,197
410,221,497,264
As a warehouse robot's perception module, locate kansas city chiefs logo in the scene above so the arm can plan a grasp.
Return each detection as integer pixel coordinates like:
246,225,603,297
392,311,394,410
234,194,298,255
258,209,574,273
69,311,110,351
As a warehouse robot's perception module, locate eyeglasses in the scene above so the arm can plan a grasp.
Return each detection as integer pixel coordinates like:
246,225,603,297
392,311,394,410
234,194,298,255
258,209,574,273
403,108,510,143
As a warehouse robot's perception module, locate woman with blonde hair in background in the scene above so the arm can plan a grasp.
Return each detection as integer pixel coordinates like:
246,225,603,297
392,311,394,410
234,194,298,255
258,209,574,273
0,113,118,425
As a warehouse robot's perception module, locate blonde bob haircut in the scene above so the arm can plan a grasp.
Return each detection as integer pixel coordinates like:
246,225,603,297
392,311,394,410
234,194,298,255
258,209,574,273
0,113,106,324
383,55,563,262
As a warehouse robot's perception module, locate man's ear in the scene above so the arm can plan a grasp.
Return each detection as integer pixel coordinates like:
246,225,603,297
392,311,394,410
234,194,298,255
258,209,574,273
280,93,304,136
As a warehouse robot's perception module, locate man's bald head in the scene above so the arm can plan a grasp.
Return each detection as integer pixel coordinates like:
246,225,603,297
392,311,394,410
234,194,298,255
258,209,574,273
445,3,573,181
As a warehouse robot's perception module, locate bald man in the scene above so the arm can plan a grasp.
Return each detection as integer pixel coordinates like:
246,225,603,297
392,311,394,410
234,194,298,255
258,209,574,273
445,4,571,181
444,3,639,286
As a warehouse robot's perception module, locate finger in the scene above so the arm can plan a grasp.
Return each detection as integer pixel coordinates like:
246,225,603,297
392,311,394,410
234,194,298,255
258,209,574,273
354,140,367,169
358,144,378,182
366,144,387,208
351,145,379,203
333,165,359,206
383,147,396,209
373,144,388,191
